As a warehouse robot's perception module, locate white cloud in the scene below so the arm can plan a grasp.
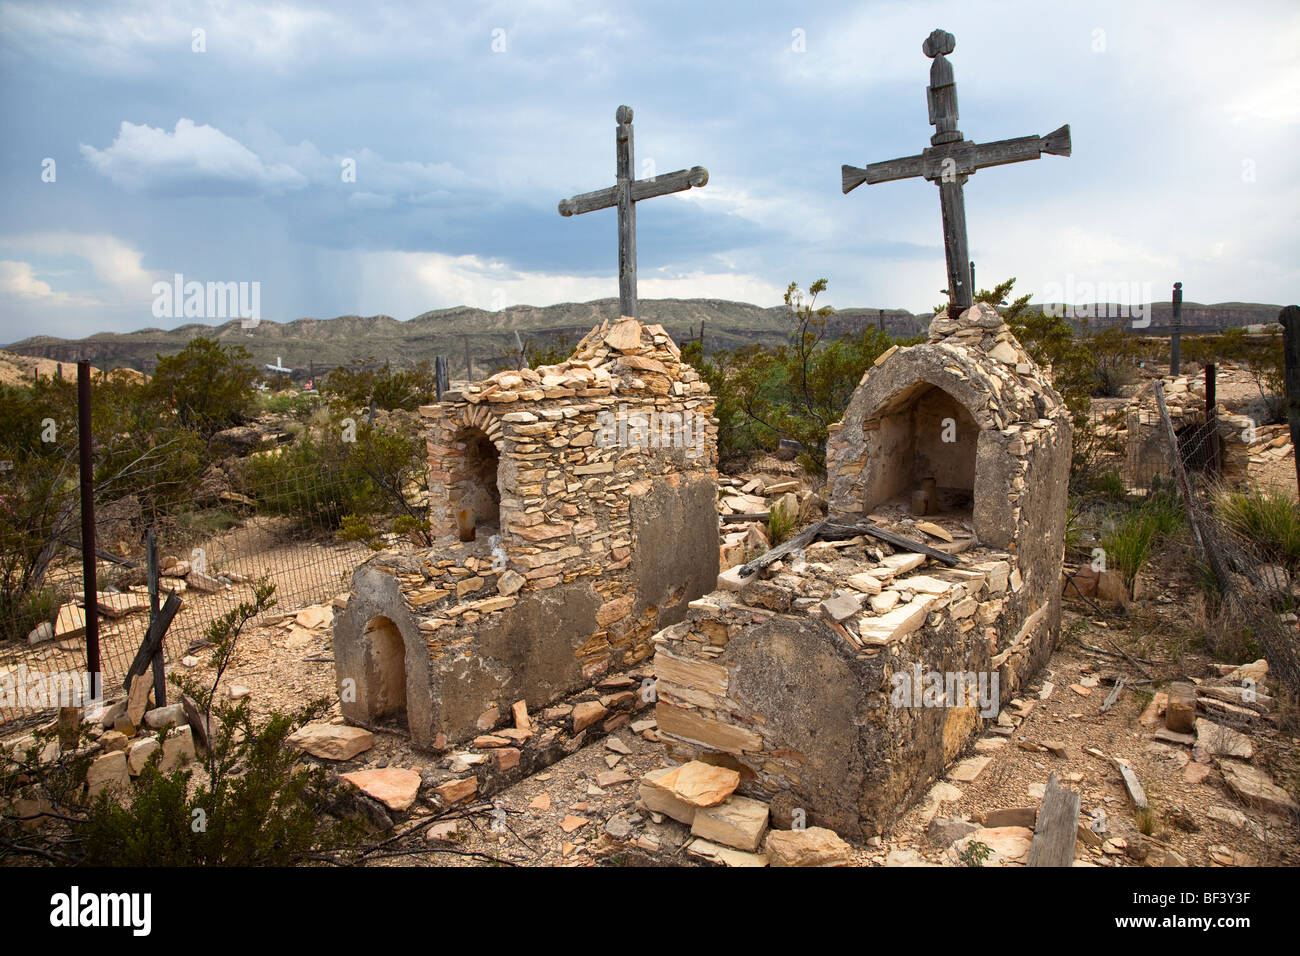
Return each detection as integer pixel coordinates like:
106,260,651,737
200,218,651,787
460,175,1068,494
81,119,308,194
80,120,471,199
0,1,340,74
336,249,788,317
0,260,99,307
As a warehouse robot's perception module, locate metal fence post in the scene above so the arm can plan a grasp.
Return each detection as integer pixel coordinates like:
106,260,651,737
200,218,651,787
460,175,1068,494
76,360,100,683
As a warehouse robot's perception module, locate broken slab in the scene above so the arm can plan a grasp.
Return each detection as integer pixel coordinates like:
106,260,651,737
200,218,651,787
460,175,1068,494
288,723,376,760
1194,718,1253,759
1219,760,1299,817
765,827,852,867
341,768,421,812
686,838,768,867
690,795,770,852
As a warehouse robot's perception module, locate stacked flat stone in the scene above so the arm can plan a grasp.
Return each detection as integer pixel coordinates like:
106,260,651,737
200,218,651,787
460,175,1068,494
1123,373,1291,488
827,302,1072,551
333,318,720,749
650,300,1073,839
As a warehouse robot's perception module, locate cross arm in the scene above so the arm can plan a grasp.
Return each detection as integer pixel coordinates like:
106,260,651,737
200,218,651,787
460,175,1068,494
842,154,927,194
921,124,1072,180
558,165,709,216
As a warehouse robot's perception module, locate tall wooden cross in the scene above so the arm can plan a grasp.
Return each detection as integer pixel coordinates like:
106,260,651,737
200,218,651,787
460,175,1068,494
558,105,708,320
842,29,1071,313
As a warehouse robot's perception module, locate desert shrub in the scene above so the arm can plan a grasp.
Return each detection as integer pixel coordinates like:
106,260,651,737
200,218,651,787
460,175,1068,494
322,358,437,412
1102,494,1184,589
256,390,320,418
1087,326,1142,397
146,336,257,437
683,280,897,472
523,334,575,369
1216,486,1300,570
1103,511,1161,588
767,502,796,546
1093,469,1127,502
1,583,369,865
239,415,424,530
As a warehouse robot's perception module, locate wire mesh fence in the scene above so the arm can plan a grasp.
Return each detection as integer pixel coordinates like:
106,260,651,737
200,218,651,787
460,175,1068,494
1,454,381,733
1151,380,1300,710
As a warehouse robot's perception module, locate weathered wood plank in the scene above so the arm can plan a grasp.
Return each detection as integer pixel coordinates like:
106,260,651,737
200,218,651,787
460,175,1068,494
822,520,960,566
734,515,958,580
1101,675,1126,713
616,107,636,319
736,520,826,578
558,166,709,216
1114,758,1149,812
122,591,181,692
841,28,1069,315
1027,771,1081,867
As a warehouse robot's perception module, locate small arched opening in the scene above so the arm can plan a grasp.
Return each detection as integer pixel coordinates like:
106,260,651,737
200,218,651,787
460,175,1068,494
449,426,501,541
362,615,407,724
862,382,979,517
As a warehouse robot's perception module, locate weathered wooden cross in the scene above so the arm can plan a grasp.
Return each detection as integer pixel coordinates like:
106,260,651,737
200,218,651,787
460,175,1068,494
842,29,1071,313
558,105,708,320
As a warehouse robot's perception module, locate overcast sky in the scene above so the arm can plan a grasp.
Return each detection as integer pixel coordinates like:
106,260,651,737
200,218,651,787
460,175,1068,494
1,0,1296,341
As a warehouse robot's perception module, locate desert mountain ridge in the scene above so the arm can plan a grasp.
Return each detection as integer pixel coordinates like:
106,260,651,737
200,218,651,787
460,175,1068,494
3,297,1284,379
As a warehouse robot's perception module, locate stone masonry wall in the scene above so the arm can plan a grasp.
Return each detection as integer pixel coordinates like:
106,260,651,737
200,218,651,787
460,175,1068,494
335,318,720,750
650,302,1072,840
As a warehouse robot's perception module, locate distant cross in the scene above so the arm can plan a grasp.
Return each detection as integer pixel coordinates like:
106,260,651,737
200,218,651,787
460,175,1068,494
842,29,1072,313
1169,281,1183,375
559,105,708,320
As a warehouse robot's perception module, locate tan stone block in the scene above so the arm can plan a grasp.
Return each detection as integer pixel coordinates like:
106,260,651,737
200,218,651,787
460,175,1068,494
572,701,609,732
653,650,728,695
691,795,770,851
655,703,762,754
765,827,852,867
596,594,635,627
435,776,478,805
287,723,375,760
343,767,421,811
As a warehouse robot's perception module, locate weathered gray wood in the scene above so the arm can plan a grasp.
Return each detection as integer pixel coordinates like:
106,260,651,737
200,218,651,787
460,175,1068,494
822,519,961,566
735,516,958,579
736,520,827,578
123,591,181,692
558,105,707,321
1027,771,1081,867
558,166,709,216
145,527,166,707
1101,676,1126,713
841,28,1070,313
1278,305,1300,496
1114,758,1149,812
181,693,211,751
1170,282,1183,374
938,180,971,309
615,105,636,318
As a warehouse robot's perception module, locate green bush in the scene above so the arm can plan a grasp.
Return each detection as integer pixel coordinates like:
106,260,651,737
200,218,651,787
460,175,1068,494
146,336,257,437
322,358,436,412
1216,486,1300,569
682,279,898,471
239,415,424,529
1094,469,1127,502
2,584,371,866
1102,493,1185,588
1103,511,1160,588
